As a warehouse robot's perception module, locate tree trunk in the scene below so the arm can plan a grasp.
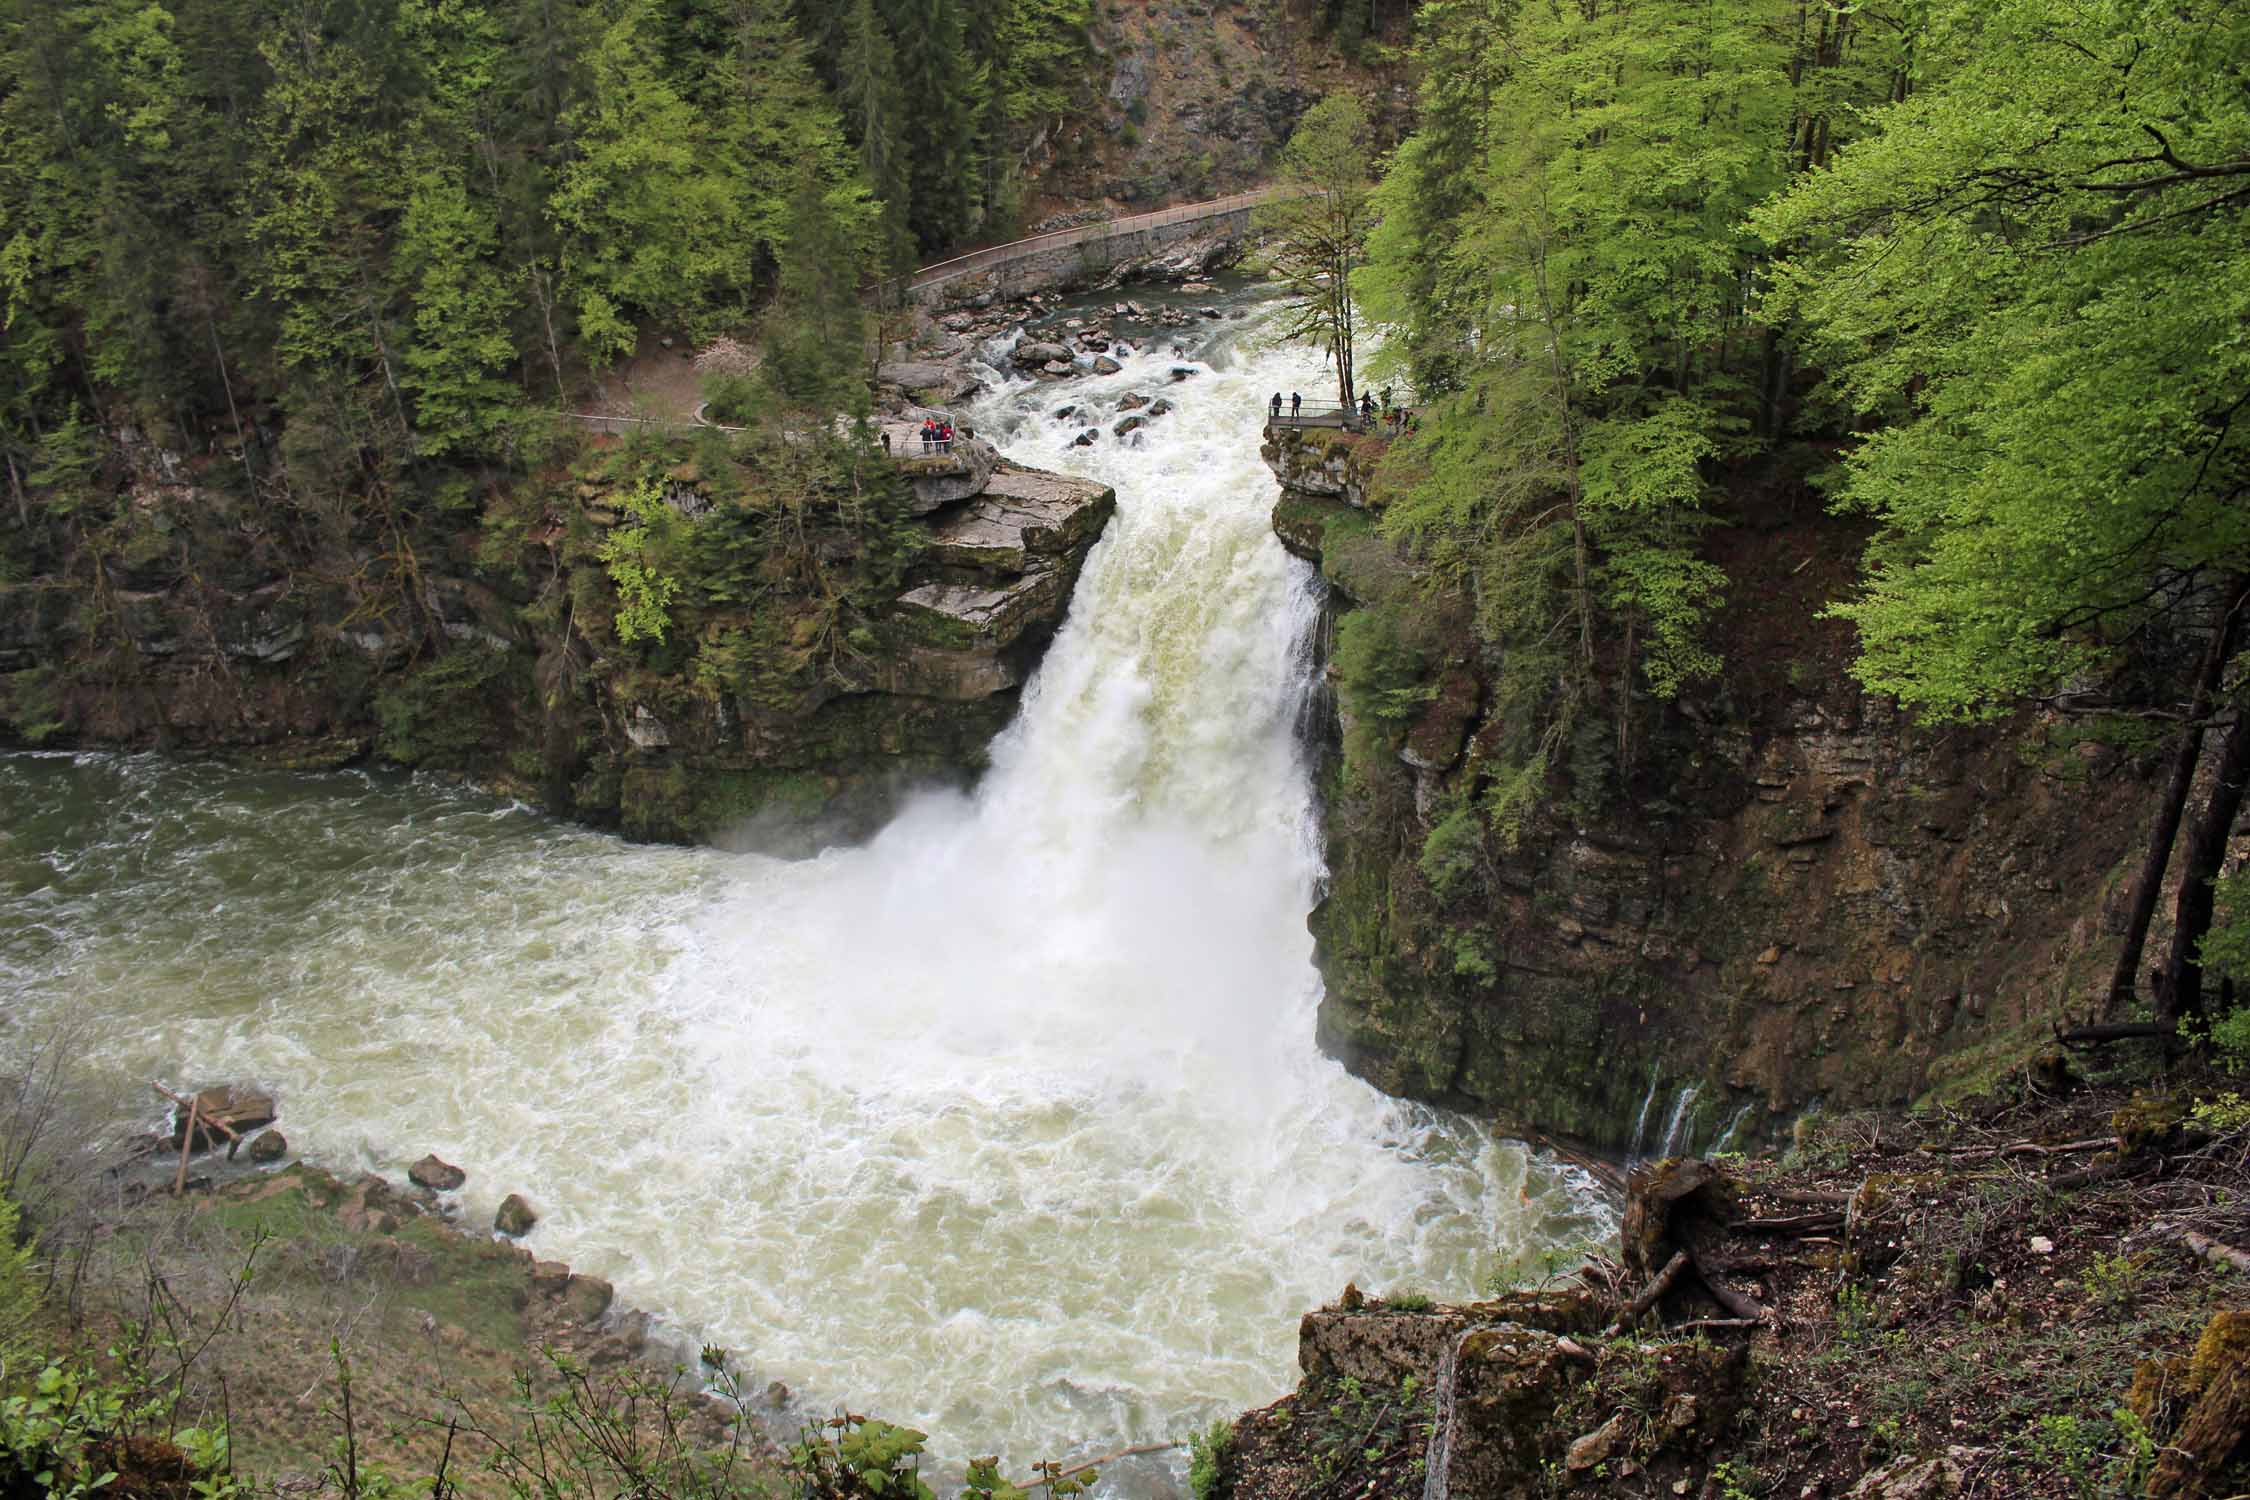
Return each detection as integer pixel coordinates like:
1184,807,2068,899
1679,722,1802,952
2106,573,2250,1011
2158,692,2250,1026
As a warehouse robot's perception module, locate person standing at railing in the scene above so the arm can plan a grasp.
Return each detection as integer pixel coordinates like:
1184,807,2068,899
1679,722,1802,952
1290,392,1302,421
1271,392,1283,422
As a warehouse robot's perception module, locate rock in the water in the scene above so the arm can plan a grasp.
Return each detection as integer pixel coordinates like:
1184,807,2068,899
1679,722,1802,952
408,1154,466,1192
1041,360,1073,376
1114,415,1148,437
1053,404,1078,420
1091,355,1121,375
1169,366,1198,381
1148,397,1174,417
247,1129,288,1164
494,1193,538,1237
1011,340,1071,368
1073,428,1099,446
876,361,983,405
1117,392,1150,412
559,1273,615,1326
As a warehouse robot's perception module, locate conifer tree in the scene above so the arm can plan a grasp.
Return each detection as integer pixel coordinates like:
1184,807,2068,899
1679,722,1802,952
836,0,911,266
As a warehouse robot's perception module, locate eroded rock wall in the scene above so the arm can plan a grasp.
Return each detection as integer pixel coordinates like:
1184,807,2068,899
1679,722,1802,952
1264,427,2162,1151
0,430,1113,851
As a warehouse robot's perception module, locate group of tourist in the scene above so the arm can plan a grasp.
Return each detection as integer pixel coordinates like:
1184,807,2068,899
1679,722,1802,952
920,417,955,454
1266,389,1416,437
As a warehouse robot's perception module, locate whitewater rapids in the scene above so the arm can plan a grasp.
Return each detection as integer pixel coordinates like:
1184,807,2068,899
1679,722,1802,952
0,301,1610,1489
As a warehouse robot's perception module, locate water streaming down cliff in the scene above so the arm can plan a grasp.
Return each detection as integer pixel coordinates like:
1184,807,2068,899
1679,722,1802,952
0,310,1611,1483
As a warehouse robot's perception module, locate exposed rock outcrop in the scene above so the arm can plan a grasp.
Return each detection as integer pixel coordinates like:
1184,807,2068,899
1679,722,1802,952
1263,429,2166,1149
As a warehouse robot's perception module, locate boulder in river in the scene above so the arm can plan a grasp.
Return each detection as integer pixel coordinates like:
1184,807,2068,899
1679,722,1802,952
1091,356,1121,375
247,1128,288,1164
408,1154,467,1192
1114,415,1149,438
1011,340,1071,368
1116,392,1150,412
559,1273,615,1326
495,1193,538,1237
1073,429,1099,447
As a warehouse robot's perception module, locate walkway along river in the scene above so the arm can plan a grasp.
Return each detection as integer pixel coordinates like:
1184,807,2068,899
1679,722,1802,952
0,298,1610,1493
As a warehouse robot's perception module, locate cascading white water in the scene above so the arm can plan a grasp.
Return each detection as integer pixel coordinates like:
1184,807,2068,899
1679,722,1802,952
1657,1084,1702,1160
0,297,1613,1485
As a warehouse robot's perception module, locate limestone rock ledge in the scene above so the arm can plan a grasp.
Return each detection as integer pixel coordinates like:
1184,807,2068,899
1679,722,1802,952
605,461,1113,848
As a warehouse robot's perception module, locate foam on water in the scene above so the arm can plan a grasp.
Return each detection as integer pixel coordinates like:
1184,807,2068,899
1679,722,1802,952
0,310,1613,1484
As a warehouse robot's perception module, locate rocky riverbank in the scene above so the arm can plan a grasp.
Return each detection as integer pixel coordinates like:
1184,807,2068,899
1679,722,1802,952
1213,1081,2250,1500
1262,422,2167,1153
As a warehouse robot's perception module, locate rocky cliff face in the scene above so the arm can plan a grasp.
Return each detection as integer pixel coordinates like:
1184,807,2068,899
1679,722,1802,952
1263,425,2164,1152
1022,4,1410,213
0,425,1112,851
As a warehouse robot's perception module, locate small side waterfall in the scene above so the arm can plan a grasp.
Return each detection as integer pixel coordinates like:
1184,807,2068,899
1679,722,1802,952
1657,1084,1701,1160
1625,1065,1663,1162
1711,1103,1756,1155
1420,1327,1476,1500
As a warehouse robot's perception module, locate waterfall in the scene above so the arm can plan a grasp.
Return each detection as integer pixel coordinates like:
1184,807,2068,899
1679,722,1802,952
1657,1084,1701,1160
1419,1327,1475,1500
1625,1064,1663,1162
1711,1103,1755,1155
0,298,1620,1478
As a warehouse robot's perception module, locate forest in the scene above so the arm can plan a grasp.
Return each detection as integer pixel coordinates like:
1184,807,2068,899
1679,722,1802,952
1333,0,2250,1037
0,0,1090,498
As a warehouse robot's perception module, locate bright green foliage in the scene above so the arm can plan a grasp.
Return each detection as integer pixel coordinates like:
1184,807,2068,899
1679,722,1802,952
0,1191,37,1375
1258,95,1378,409
1355,0,1914,821
598,476,685,644
787,1414,934,1500
1332,604,1434,779
1758,0,2250,720
1187,1418,1235,1500
550,0,753,360
395,169,522,455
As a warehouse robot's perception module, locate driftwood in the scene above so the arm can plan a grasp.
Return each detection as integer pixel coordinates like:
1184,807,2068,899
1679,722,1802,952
152,1082,241,1142
1604,1251,1690,1335
172,1095,197,1195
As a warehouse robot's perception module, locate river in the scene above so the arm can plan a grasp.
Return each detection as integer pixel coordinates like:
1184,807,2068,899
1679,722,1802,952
0,293,1611,1491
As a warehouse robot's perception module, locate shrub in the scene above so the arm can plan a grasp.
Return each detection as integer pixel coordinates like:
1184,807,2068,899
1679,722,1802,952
1187,1419,1234,1500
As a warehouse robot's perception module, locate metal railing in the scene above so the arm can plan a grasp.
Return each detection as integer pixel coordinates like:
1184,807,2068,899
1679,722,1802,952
1264,399,1420,435
897,187,1284,294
